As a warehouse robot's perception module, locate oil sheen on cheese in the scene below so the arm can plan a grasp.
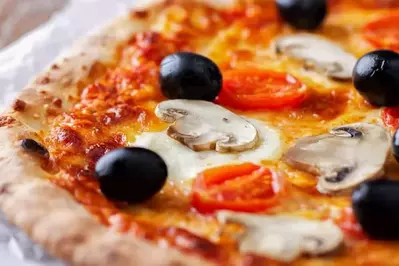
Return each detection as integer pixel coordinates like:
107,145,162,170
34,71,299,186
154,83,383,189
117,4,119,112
131,119,283,186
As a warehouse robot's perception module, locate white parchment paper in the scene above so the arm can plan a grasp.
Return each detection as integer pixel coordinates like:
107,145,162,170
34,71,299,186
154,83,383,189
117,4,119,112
0,0,135,265
0,0,67,49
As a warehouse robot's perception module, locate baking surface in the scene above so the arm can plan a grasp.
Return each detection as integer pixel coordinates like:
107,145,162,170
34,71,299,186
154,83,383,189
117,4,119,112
0,0,134,265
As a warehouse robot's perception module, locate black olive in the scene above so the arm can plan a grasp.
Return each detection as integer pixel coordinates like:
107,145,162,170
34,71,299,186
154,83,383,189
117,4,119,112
352,179,399,240
159,52,222,101
95,147,168,203
353,50,399,107
276,0,327,30
21,139,48,157
393,129,399,163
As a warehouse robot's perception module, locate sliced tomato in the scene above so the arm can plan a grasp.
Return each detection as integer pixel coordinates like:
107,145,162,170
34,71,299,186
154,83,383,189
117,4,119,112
215,69,307,110
191,163,285,213
335,208,366,239
382,106,399,130
363,13,399,50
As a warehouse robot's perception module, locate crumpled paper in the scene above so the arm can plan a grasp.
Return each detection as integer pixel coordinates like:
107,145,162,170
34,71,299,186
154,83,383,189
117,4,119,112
0,0,67,49
0,0,134,265
0,214,63,266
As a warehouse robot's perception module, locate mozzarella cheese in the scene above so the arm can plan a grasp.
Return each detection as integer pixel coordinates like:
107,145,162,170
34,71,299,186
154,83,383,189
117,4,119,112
131,119,283,187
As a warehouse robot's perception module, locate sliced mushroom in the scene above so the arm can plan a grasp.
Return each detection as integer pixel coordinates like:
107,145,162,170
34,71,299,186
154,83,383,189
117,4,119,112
274,34,357,80
217,211,343,263
155,100,258,153
283,123,390,194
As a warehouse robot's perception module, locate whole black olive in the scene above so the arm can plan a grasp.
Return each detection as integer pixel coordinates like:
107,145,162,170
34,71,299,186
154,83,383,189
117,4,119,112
159,52,222,101
276,0,327,30
21,139,48,157
353,50,399,107
95,147,168,203
352,179,399,240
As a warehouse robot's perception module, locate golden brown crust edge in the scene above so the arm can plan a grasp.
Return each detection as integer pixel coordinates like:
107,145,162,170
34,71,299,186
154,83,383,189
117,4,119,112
7,11,150,132
0,4,215,266
0,124,214,266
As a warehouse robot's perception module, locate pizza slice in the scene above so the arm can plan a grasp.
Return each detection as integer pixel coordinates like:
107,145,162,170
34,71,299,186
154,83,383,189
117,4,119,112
2,0,399,265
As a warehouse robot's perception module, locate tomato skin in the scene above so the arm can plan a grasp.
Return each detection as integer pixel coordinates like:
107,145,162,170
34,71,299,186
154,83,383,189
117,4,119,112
382,106,399,130
216,69,307,110
362,13,399,51
191,163,285,214
335,208,366,239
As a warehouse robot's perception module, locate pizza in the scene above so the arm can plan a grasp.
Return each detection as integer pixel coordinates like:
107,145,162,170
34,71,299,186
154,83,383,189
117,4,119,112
2,0,399,265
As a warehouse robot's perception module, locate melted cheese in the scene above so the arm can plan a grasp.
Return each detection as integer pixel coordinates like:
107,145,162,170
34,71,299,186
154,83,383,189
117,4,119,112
131,119,282,186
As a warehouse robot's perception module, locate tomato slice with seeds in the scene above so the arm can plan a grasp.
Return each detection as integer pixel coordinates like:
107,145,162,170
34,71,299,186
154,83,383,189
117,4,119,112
191,163,285,213
363,13,399,50
215,69,306,110
382,106,399,130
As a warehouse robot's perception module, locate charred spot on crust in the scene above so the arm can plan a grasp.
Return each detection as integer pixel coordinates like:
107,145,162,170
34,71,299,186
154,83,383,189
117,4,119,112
132,10,149,19
0,116,16,127
0,183,11,194
37,76,51,85
52,98,63,108
104,250,123,264
12,99,27,112
21,139,49,157
51,64,60,70
169,262,184,266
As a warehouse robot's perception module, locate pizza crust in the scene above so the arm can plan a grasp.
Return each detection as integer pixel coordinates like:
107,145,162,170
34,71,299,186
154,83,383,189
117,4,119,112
0,2,215,266
12,0,240,132
9,11,152,132
0,124,214,266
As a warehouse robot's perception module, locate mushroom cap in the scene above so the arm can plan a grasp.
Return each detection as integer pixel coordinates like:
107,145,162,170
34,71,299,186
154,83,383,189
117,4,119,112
217,211,343,263
155,100,259,153
283,123,391,194
275,34,357,80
